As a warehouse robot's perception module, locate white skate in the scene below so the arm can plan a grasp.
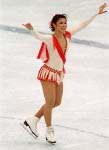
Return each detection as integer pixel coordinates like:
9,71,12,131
20,116,40,139
45,126,56,144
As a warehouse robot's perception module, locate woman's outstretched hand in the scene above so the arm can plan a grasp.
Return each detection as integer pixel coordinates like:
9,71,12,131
22,23,33,30
98,3,107,14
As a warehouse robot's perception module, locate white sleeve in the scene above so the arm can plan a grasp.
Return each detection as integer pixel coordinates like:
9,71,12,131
69,14,98,36
30,28,51,43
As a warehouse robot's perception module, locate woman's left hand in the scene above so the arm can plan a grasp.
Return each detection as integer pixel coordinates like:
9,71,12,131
98,3,107,15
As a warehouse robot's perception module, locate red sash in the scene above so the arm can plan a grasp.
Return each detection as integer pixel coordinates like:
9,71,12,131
37,42,49,63
65,31,71,40
52,35,66,64
37,31,71,64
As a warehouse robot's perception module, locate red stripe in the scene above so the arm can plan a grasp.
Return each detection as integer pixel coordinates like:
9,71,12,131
37,42,45,59
65,31,71,40
37,42,49,63
53,36,66,64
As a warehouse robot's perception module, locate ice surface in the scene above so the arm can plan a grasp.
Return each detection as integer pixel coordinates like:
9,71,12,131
0,1,109,150
0,0,109,43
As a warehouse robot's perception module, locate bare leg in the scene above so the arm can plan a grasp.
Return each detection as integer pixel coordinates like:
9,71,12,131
54,82,63,107
35,104,45,118
39,80,56,127
35,82,63,119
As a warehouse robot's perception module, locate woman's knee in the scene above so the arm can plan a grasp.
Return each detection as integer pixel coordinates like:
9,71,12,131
54,101,61,107
45,100,55,108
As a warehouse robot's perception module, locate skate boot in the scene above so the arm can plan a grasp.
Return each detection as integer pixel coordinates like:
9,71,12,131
45,126,56,144
20,116,40,139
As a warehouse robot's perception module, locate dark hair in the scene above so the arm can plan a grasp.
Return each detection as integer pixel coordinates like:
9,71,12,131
49,14,67,31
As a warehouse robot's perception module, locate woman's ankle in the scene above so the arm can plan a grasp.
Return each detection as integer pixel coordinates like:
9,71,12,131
34,115,41,119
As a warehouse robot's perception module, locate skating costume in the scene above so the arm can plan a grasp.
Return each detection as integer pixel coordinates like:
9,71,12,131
30,14,98,85
30,29,71,85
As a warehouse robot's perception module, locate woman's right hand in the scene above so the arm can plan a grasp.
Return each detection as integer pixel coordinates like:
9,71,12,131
22,23,33,30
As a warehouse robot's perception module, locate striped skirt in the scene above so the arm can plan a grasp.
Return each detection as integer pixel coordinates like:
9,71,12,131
37,64,64,85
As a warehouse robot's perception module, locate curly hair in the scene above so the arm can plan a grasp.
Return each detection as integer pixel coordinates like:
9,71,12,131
49,14,67,32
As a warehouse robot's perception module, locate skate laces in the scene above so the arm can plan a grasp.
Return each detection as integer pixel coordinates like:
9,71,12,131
48,127,54,136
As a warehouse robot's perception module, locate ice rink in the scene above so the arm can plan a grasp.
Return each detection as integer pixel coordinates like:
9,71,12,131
0,0,109,150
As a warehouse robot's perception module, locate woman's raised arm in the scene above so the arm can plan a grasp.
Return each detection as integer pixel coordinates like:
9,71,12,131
22,23,51,43
69,3,107,36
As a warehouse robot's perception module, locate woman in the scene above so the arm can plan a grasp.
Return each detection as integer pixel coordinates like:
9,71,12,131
21,3,107,144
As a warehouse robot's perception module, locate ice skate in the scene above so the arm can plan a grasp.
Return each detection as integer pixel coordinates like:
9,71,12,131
20,116,40,139
45,126,56,144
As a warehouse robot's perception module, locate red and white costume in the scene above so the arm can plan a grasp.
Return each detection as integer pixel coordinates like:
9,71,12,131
30,14,98,85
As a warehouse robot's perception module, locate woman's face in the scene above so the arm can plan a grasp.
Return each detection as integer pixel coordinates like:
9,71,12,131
53,18,67,33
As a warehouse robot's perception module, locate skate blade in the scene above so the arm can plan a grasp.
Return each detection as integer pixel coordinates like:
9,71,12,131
20,122,38,139
46,137,56,144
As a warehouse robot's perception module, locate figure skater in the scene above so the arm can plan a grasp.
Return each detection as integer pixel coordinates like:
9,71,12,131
21,3,107,144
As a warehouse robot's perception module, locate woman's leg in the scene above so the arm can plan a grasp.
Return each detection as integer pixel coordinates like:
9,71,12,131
35,104,45,118
54,82,63,107
38,80,56,127
35,82,63,118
